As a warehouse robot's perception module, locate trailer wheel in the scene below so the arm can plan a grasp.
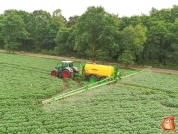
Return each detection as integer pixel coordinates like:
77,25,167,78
51,70,58,77
89,75,98,83
62,70,70,78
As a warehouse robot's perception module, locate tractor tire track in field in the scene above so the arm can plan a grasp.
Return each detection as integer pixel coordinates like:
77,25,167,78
75,80,81,88
54,79,81,95
58,79,69,94
42,79,82,102
48,79,69,98
41,79,69,103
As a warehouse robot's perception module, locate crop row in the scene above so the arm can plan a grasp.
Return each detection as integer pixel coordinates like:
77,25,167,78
0,52,82,71
1,52,178,133
0,84,177,133
0,94,176,133
120,71,178,93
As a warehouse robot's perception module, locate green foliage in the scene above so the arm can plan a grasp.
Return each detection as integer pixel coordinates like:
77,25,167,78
96,49,110,63
54,27,76,56
118,50,135,68
4,41,20,53
43,20,61,50
1,12,29,53
1,5,178,68
146,20,176,64
66,15,79,28
52,9,66,26
74,6,120,61
120,71,178,94
121,24,147,56
1,53,178,133
0,15,4,48
24,9,65,52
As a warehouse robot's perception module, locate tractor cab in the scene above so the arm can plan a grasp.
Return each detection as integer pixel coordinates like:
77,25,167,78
52,61,79,78
62,61,73,68
55,61,73,70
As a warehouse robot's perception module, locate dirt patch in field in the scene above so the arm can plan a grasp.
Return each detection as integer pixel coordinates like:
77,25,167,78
52,79,70,96
151,68,178,75
161,103,177,108
75,80,81,88
41,78,82,102
57,79,69,94
42,79,69,102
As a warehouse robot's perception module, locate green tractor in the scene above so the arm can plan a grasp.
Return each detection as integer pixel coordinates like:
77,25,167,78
51,61,79,79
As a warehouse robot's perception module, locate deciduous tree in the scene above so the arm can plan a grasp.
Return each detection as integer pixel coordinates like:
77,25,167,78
120,24,147,63
1,12,29,53
74,6,120,61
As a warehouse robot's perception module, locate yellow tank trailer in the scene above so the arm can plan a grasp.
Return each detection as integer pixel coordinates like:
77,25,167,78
82,63,115,82
51,61,118,83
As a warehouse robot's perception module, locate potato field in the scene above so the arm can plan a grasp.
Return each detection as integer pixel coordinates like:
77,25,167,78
0,52,178,133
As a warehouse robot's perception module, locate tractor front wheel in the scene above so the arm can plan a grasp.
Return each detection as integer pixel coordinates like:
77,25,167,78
51,70,58,77
62,70,71,78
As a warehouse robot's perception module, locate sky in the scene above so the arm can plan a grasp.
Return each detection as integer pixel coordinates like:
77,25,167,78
0,0,178,19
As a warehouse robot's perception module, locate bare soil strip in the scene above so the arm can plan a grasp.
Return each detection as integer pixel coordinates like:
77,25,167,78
75,80,81,88
58,79,69,94
42,79,69,101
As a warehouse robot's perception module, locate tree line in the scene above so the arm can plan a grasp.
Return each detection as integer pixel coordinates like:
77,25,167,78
0,5,178,68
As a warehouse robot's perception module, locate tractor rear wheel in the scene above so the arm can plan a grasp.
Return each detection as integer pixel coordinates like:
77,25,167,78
89,75,98,83
51,70,58,77
62,70,71,78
